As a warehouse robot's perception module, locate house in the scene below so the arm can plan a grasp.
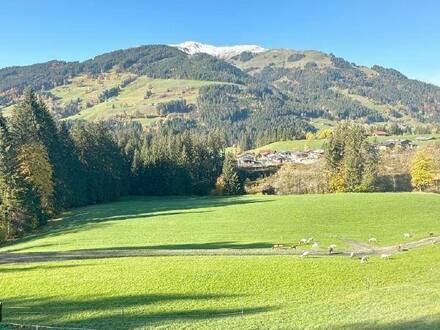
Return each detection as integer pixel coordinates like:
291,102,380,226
376,139,416,150
373,130,389,137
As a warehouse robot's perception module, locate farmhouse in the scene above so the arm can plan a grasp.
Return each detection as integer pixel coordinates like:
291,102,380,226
377,139,416,150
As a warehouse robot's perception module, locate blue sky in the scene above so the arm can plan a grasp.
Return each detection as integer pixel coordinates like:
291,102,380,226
1,0,440,84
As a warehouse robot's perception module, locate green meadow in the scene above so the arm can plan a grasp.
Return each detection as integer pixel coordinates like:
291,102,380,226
1,193,439,329
67,76,220,122
1,193,439,253
253,134,440,152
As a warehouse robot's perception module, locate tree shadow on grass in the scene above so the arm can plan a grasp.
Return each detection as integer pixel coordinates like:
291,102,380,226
0,262,98,273
5,294,277,329
0,196,274,251
339,315,440,329
84,241,275,251
0,242,277,264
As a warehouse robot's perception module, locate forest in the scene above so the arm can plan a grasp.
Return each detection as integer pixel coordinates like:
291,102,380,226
0,90,244,241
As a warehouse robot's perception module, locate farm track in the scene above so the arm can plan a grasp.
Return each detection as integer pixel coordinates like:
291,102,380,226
0,236,438,265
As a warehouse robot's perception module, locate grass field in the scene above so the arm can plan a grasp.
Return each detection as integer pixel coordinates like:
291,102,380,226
1,193,439,253
231,49,332,73
67,77,220,122
1,246,439,329
253,139,326,152
253,134,440,152
1,193,439,329
51,71,135,109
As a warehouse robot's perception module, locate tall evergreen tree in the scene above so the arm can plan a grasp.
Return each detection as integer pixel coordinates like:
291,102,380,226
0,113,44,239
221,153,244,195
9,89,67,212
324,121,378,192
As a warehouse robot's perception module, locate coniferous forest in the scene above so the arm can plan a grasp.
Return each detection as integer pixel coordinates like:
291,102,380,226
0,89,226,240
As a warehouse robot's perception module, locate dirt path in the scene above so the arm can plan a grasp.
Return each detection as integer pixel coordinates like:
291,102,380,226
0,237,438,265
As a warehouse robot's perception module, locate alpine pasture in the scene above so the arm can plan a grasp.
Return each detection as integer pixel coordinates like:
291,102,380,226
1,193,439,329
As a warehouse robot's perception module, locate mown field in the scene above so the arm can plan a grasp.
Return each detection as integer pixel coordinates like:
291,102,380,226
253,134,440,152
1,193,439,253
1,193,439,329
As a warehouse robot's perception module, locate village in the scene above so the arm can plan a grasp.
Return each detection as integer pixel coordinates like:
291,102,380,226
237,135,432,169
237,149,325,168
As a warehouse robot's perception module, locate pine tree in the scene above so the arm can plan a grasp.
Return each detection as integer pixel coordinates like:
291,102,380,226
221,153,244,195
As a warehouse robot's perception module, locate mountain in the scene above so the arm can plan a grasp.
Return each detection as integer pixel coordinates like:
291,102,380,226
1,42,440,147
171,41,266,59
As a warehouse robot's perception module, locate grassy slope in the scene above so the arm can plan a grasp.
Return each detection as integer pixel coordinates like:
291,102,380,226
332,87,402,117
1,193,440,329
253,139,325,152
231,49,332,73
1,193,439,254
67,77,219,122
253,134,440,152
1,246,439,329
51,71,135,108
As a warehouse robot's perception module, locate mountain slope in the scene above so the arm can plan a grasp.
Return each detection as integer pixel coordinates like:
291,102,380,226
1,42,440,147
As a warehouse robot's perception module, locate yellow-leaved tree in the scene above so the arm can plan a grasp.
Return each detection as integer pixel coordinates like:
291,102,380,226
410,149,435,192
17,143,54,215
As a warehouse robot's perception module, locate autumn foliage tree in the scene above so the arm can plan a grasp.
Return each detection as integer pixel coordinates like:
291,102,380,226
17,143,54,217
410,149,435,191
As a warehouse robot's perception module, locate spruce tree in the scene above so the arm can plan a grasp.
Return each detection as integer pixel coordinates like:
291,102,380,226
9,89,62,212
221,153,244,195
324,121,378,192
0,113,44,238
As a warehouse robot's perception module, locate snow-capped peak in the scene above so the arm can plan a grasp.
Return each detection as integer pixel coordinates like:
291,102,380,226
170,41,266,59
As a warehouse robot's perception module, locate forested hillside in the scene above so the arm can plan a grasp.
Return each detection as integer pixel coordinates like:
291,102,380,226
1,43,440,148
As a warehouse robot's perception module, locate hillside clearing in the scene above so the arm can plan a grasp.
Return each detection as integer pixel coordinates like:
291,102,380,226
67,77,221,122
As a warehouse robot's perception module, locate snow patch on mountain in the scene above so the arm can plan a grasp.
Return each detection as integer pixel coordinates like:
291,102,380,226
171,41,266,59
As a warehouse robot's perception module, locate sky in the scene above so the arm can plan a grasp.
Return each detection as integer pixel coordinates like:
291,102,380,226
1,0,440,85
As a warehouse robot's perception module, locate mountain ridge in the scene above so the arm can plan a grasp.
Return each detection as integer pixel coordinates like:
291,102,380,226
171,41,267,59
1,42,440,148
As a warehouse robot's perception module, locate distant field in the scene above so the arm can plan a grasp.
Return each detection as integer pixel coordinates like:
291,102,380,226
333,87,403,117
253,139,325,152
1,193,440,328
67,77,220,122
51,71,135,108
231,49,332,73
0,75,226,125
253,134,440,152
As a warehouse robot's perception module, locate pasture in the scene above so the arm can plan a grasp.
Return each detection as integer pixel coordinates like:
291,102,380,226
1,193,439,329
67,77,220,122
253,134,440,152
